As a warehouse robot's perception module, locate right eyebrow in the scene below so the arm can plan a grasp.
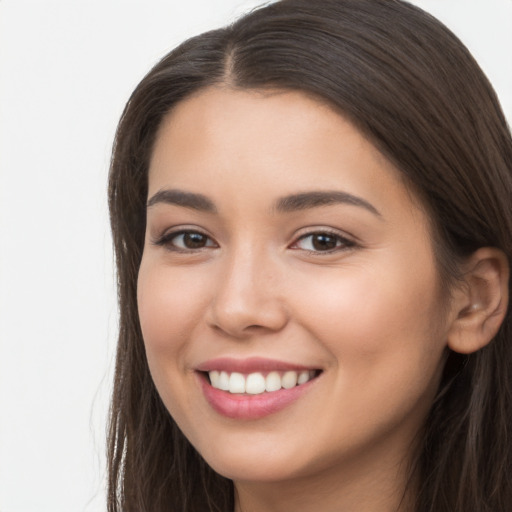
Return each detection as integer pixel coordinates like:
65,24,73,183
146,189,217,213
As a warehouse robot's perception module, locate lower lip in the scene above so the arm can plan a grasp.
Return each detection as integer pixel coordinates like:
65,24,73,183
198,373,318,420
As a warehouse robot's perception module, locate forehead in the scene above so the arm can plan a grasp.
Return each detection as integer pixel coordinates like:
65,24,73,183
150,87,352,172
148,86,425,224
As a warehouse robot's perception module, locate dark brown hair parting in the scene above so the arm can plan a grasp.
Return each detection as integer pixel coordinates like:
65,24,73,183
107,1,512,510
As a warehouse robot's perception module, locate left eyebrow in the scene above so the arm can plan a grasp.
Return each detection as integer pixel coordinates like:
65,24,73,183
274,191,382,218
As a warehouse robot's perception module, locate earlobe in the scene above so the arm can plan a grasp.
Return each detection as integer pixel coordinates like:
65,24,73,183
447,247,509,355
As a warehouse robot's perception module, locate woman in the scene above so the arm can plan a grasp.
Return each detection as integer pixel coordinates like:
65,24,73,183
107,0,512,510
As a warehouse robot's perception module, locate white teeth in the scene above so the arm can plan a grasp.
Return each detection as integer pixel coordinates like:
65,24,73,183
297,370,310,385
281,371,298,389
218,371,229,391
229,372,246,393
265,371,281,392
208,369,317,395
245,373,266,394
209,370,220,388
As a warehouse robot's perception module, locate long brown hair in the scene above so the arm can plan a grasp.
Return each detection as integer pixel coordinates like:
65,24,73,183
107,1,512,510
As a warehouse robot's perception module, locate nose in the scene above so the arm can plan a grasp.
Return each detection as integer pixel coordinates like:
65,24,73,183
207,247,289,339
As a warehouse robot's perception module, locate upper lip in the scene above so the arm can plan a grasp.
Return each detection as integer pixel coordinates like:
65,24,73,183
196,357,319,374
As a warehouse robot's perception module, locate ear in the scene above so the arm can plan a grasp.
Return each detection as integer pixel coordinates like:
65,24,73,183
447,247,509,354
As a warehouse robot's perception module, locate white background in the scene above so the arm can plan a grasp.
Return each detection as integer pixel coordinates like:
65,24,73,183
0,1,510,511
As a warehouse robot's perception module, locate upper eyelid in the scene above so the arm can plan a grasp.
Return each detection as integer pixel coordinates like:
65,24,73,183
292,227,357,243
289,228,359,254
151,226,357,248
293,233,353,246
154,225,212,239
152,227,216,247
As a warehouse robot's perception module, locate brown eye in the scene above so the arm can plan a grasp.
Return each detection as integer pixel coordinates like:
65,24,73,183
311,233,338,251
293,231,354,253
155,230,217,251
181,232,209,249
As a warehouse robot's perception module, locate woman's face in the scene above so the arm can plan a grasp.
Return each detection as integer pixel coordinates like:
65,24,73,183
138,88,453,485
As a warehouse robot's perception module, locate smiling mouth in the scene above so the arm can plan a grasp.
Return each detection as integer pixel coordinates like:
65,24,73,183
205,370,321,395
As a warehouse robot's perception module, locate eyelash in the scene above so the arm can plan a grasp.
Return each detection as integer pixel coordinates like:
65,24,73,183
291,230,356,254
153,229,216,252
153,228,356,254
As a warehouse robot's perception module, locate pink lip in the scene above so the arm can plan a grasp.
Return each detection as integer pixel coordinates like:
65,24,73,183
196,356,315,374
196,357,321,420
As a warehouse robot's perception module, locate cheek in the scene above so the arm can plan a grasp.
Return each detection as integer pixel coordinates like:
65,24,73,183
292,254,447,384
136,261,214,428
137,261,210,363
293,264,447,447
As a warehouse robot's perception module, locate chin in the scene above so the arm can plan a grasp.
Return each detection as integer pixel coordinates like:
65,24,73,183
190,431,313,483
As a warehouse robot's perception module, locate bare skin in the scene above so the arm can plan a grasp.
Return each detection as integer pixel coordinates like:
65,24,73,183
137,87,508,512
